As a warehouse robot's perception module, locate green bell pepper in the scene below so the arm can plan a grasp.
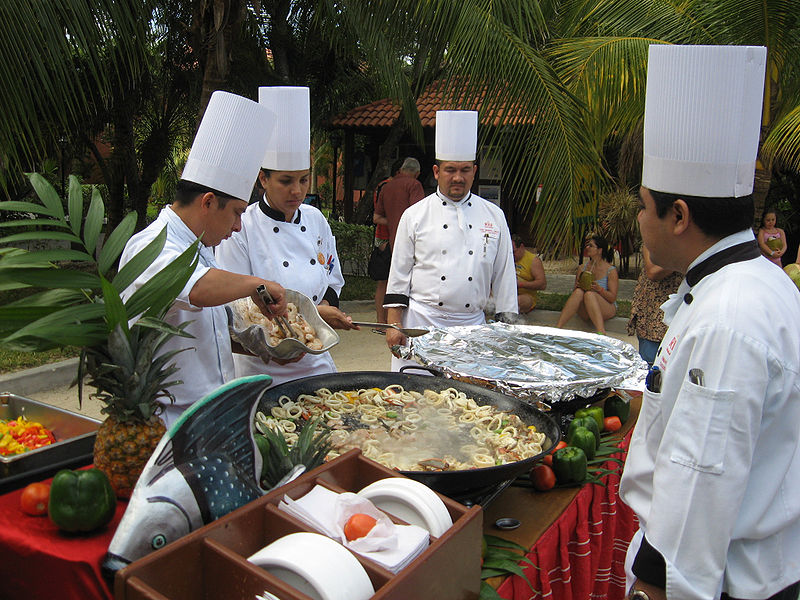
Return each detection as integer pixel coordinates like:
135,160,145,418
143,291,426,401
551,446,588,484
575,405,604,431
48,468,116,533
604,394,630,424
567,416,600,448
567,426,596,460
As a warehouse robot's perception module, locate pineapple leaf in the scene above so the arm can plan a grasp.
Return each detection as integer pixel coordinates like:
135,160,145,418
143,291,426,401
83,188,104,256
101,276,129,336
27,173,65,220
111,225,168,292
98,211,137,276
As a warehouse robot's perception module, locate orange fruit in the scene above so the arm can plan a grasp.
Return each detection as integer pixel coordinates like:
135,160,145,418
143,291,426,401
20,482,50,516
344,513,377,541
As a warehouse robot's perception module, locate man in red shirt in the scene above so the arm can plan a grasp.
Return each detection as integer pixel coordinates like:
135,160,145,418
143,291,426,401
371,157,425,321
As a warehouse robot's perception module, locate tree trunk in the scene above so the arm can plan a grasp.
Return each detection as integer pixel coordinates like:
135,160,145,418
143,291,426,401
196,0,246,116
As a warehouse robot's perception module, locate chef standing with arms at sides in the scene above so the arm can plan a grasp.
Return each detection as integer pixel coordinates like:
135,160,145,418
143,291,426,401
119,91,288,427
621,45,800,600
216,86,356,385
383,110,517,371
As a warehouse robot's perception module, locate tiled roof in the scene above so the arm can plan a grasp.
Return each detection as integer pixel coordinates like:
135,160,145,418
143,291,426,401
331,80,533,128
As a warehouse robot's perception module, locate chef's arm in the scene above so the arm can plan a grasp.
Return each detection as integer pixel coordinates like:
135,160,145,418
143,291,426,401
628,536,667,600
189,268,287,316
385,307,406,348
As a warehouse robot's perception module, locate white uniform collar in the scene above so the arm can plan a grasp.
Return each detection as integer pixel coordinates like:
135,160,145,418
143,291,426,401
161,205,216,266
684,229,756,274
435,187,472,204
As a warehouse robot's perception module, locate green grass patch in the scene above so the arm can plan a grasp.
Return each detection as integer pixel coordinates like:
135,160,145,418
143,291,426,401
0,347,80,374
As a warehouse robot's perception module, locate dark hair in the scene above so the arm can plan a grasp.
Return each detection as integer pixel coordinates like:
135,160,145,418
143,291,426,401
649,190,754,238
761,207,778,226
175,180,236,207
586,234,614,263
511,233,524,247
434,159,476,167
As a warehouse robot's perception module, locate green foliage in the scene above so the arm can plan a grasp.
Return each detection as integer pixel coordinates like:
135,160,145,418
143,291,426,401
329,220,374,277
340,275,376,302
0,173,199,352
255,418,332,489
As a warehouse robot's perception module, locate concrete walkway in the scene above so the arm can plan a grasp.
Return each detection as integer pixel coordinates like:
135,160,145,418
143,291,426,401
0,278,638,421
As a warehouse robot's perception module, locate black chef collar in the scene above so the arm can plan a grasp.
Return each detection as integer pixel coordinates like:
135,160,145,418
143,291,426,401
259,196,302,223
685,240,760,287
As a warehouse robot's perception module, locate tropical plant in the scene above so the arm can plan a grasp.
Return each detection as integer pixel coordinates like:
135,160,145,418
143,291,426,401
0,173,200,497
255,418,332,489
597,188,640,276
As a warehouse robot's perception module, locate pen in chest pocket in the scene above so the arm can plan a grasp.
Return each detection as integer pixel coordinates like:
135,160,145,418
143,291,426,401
646,365,662,393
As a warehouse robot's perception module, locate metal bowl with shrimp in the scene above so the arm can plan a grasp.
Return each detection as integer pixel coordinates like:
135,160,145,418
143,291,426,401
228,289,340,360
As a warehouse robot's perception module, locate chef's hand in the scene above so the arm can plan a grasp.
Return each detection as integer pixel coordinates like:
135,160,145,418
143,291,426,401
385,327,406,353
251,280,288,317
317,305,359,330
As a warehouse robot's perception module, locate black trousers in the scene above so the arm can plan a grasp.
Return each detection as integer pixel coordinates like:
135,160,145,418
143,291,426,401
721,581,800,600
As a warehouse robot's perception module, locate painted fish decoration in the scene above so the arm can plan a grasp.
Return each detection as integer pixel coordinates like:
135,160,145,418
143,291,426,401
103,375,282,575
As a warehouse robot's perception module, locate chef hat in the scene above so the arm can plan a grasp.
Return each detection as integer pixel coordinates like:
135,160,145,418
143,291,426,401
642,44,767,198
435,110,478,162
259,86,311,171
181,91,274,201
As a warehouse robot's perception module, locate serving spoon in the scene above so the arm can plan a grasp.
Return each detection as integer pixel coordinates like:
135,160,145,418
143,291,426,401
350,321,430,338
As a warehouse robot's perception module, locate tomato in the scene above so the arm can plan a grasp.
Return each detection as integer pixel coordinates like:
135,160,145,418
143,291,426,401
603,416,622,432
530,464,556,491
542,454,553,467
344,513,377,541
550,441,567,454
20,482,50,516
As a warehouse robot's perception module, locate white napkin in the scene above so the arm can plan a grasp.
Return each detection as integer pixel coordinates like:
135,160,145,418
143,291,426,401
278,485,429,573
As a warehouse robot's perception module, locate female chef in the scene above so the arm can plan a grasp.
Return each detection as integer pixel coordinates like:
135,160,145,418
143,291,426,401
216,86,356,385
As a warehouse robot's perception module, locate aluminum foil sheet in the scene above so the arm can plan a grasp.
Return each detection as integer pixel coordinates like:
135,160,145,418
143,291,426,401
397,322,647,405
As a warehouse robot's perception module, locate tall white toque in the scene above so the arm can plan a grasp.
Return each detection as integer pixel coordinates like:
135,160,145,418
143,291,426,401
642,45,767,198
181,91,274,201
259,86,311,171
435,110,478,162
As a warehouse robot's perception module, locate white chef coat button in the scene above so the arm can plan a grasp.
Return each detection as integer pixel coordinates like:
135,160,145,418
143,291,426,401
442,250,447,255
441,276,446,281
283,261,289,267
468,224,472,229
312,295,318,301
465,303,470,308
468,250,473,255
442,201,447,206
468,276,473,281
684,293,693,304
438,302,443,306
310,259,316,265
273,227,279,233
467,201,472,206
443,224,448,229
301,226,306,232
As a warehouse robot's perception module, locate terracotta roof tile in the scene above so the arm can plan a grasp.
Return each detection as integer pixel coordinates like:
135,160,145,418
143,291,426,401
331,80,533,128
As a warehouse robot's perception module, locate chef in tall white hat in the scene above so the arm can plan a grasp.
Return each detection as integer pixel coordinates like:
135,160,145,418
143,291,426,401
119,91,288,427
383,110,517,370
216,86,356,385
620,45,800,600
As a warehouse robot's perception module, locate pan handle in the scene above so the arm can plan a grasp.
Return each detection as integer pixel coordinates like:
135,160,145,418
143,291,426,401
398,365,443,377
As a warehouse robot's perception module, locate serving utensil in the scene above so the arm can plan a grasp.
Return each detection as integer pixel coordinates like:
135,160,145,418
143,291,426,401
351,321,429,338
255,284,296,339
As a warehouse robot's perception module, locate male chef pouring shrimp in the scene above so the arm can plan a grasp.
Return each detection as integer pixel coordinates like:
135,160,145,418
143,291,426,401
620,45,800,600
383,110,518,371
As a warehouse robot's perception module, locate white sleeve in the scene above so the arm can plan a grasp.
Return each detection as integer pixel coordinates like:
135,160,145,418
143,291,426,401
384,209,415,306
322,220,345,296
491,219,519,314
215,228,253,277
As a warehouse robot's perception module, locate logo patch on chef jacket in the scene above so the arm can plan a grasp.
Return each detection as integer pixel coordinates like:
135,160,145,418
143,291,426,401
479,221,499,238
324,254,334,274
657,335,678,370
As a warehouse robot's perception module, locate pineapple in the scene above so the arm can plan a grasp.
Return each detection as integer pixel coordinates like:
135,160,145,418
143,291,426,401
255,417,332,489
83,323,185,499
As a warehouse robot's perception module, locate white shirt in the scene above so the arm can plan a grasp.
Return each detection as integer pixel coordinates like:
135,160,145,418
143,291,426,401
119,206,234,428
385,189,518,320
215,199,344,385
620,229,800,599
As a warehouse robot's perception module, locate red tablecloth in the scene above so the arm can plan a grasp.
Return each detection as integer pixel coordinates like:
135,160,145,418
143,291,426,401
496,435,638,600
0,470,124,600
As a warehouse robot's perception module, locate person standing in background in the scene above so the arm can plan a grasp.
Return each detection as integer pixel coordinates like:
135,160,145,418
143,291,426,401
512,234,547,313
383,111,517,370
371,157,422,322
626,245,682,366
756,208,787,266
119,91,287,427
621,45,800,600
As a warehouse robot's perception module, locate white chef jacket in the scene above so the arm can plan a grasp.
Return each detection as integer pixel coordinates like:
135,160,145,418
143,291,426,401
620,229,800,599
119,206,235,428
384,189,517,319
215,199,344,385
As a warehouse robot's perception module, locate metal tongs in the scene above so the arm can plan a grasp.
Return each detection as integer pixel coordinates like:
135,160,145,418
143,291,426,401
351,321,429,337
255,284,296,339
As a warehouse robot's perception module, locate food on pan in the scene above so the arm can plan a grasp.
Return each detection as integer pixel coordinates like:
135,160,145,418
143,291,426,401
0,416,56,456
235,298,324,350
254,386,548,472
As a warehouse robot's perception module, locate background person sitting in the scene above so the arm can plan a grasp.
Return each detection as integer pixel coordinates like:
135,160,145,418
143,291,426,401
555,234,618,334
512,234,546,313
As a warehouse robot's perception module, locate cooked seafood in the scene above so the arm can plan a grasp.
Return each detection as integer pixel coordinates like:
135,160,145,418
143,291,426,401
234,298,323,350
254,386,548,472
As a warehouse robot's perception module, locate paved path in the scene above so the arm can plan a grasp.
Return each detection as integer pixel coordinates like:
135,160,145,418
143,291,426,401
0,281,638,421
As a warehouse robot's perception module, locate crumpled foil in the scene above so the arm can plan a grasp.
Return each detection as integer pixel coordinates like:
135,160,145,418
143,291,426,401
397,322,647,405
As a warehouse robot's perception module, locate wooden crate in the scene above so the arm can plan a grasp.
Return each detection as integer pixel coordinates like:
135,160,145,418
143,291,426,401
115,449,483,600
